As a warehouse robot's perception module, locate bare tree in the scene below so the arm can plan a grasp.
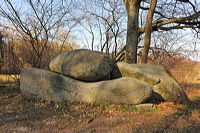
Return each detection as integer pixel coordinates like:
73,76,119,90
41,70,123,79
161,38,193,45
0,31,4,73
77,0,126,59
123,0,200,63
0,0,76,68
141,0,157,63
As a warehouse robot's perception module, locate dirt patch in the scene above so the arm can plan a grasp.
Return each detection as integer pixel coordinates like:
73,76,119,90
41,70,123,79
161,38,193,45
0,84,200,133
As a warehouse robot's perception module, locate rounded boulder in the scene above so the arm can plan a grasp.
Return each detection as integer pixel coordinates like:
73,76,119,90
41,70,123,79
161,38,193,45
49,49,114,82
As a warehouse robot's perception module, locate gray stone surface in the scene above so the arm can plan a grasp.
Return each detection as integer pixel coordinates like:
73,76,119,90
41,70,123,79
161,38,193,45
20,68,152,104
135,103,155,109
117,62,189,104
49,49,114,82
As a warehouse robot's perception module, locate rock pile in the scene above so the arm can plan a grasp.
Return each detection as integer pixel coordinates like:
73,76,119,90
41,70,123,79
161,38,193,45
20,49,189,105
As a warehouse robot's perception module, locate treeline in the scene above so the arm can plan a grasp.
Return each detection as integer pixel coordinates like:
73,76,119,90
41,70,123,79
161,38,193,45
0,0,199,75
0,30,78,74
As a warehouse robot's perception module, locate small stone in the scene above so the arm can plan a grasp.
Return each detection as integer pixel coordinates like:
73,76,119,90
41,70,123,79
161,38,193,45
135,103,154,109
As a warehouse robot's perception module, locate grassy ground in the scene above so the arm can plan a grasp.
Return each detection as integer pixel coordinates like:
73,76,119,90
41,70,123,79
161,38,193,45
0,83,200,133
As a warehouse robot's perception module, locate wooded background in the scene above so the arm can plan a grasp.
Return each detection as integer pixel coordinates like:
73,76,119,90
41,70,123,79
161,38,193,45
0,0,199,75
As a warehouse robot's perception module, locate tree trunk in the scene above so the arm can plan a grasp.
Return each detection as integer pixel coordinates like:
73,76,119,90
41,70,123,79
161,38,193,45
123,0,140,64
141,0,157,63
0,33,4,73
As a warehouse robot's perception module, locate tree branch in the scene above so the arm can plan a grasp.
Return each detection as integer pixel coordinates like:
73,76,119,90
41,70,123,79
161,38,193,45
139,11,200,33
154,25,198,31
140,6,170,19
155,11,200,27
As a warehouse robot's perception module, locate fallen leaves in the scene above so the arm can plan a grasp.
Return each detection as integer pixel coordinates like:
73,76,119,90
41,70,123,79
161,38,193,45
0,84,200,132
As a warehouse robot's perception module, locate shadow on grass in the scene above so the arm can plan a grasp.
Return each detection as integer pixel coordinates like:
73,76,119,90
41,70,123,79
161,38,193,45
0,85,62,129
0,107,54,126
0,85,21,95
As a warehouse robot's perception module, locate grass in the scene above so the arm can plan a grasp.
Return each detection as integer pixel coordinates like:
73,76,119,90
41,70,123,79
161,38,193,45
0,83,200,132
89,128,96,133
0,84,20,94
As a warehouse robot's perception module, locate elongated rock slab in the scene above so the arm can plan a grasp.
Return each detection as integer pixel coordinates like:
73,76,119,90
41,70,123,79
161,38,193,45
20,68,152,104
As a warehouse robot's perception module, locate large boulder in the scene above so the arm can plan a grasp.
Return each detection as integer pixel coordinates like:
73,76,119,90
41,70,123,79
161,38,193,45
49,49,114,82
20,68,152,105
117,62,189,104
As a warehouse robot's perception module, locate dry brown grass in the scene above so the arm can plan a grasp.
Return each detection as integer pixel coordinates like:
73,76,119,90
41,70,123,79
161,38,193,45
0,75,20,84
0,82,200,132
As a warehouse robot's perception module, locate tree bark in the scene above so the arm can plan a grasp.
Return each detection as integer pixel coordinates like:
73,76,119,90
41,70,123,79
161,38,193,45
123,0,141,64
0,33,3,60
141,0,157,64
0,33,3,73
